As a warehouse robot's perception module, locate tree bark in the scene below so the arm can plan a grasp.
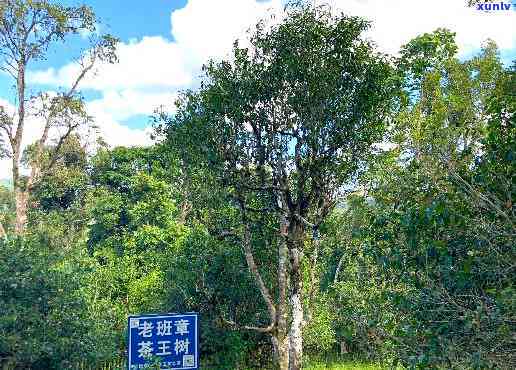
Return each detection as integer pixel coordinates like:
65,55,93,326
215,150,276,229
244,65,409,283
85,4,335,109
14,189,28,235
0,220,6,238
275,216,290,370
288,245,304,370
242,224,276,320
334,255,345,284
272,334,289,370
12,60,26,235
13,61,27,234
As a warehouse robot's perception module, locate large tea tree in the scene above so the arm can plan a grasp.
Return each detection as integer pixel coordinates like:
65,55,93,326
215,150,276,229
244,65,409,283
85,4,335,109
160,4,395,369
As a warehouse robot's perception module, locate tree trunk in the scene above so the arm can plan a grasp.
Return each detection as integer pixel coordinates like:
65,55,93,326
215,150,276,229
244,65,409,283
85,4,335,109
14,189,28,235
12,60,27,235
0,220,6,238
288,246,303,370
272,334,289,370
275,216,290,370
289,294,303,370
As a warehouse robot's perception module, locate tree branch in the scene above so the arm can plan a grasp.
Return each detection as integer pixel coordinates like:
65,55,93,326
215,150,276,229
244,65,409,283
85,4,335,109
222,318,275,333
451,171,513,225
333,255,345,284
67,57,95,97
241,222,277,321
0,220,6,238
0,109,13,145
36,122,81,183
306,233,320,316
294,213,315,228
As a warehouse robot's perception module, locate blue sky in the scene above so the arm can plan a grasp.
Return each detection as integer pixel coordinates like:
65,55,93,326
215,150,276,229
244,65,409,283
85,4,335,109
0,0,515,179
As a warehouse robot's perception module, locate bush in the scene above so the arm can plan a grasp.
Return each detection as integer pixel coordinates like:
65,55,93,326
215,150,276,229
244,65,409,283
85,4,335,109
0,237,117,369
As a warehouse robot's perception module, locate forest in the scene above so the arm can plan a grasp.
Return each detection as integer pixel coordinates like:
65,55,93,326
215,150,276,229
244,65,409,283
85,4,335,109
0,1,514,369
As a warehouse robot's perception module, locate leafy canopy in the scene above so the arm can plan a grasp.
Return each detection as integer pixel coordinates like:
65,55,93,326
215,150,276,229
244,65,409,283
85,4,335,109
162,4,396,227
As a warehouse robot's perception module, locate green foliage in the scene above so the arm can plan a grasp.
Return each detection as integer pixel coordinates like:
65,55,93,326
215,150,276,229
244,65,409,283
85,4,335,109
0,0,97,61
303,297,336,354
88,147,182,254
0,3,513,369
159,3,397,244
87,147,183,319
475,59,515,206
86,146,274,368
318,205,399,361
367,172,513,368
398,28,458,86
24,135,90,251
32,161,87,212
164,225,272,369
305,357,386,370
322,34,515,368
0,184,14,233
160,8,396,368
0,237,118,369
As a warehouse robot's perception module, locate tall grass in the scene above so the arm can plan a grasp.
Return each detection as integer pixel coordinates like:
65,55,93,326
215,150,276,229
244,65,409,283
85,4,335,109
304,356,386,370
79,355,388,369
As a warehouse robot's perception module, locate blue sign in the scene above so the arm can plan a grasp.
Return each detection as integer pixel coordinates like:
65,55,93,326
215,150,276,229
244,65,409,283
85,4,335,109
128,313,199,370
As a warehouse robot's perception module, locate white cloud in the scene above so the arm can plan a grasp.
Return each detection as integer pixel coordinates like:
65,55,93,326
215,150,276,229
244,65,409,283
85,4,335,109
24,0,284,152
28,0,516,92
18,0,516,158
28,1,285,93
86,90,177,121
0,159,10,180
87,109,153,147
28,36,192,91
323,0,516,56
2,0,515,181
171,0,283,65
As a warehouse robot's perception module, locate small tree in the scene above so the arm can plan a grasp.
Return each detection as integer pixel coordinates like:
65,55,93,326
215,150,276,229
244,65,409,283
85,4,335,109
0,0,118,234
161,3,395,369
0,182,13,237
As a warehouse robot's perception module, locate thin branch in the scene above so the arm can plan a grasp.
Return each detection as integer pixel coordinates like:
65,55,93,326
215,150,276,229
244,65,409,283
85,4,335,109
241,222,277,320
295,213,315,228
239,183,284,192
305,233,320,322
211,229,237,240
0,109,14,145
451,171,513,225
27,49,96,188
0,55,18,79
40,122,80,176
67,57,95,97
333,255,345,284
222,318,275,333
242,205,276,213
0,220,6,238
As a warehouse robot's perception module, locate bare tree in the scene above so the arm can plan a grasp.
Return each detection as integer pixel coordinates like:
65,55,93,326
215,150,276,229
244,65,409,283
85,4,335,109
0,0,118,234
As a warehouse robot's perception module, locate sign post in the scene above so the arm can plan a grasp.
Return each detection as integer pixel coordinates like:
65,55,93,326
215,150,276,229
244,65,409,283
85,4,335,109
127,313,199,369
